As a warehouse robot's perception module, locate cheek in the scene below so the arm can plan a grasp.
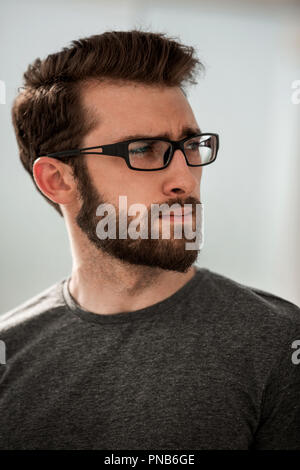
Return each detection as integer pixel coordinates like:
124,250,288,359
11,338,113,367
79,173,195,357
86,156,128,189
86,154,159,206
193,167,202,179
114,170,158,201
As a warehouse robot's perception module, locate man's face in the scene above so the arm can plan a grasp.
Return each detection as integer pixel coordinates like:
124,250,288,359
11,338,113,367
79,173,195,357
73,81,203,273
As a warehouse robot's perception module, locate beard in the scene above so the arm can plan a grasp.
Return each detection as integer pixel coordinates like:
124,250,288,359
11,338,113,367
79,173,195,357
74,162,203,273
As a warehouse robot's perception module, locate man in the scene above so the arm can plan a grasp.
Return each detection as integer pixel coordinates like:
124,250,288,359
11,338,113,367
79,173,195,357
1,29,300,450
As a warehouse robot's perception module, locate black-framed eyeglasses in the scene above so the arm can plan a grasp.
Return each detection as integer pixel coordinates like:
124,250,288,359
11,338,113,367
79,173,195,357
37,133,219,171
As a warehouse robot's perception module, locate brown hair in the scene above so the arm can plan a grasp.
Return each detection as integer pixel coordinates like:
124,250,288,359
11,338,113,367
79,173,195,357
11,28,205,217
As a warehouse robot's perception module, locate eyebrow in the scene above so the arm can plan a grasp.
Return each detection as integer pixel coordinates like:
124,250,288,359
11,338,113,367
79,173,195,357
116,126,202,142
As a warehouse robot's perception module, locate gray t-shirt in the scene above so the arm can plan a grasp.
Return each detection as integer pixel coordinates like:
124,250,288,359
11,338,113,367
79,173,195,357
0,266,300,450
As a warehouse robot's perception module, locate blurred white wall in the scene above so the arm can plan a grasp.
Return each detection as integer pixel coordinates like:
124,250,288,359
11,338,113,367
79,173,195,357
0,0,299,312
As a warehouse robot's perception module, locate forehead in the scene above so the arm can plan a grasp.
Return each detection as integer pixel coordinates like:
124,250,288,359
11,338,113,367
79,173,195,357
80,80,198,140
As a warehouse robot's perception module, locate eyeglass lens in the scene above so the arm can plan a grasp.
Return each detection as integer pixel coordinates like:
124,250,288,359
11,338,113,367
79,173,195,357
128,135,216,169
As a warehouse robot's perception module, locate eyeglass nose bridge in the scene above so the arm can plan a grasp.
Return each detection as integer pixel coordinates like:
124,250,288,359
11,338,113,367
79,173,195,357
164,140,189,168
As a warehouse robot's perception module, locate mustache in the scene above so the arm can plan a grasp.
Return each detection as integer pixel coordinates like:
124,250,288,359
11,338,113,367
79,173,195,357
89,195,201,221
142,197,201,220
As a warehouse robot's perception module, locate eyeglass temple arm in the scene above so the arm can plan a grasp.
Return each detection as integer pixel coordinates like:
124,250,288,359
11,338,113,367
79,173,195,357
38,144,124,158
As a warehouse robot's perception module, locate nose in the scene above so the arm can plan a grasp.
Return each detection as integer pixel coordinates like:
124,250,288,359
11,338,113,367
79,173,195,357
161,148,200,197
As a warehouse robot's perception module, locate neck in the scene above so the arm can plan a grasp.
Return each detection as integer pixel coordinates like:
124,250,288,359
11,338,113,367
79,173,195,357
68,244,196,315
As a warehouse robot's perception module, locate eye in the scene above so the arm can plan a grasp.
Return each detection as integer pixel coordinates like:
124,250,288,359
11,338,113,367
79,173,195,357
186,141,201,151
129,145,151,155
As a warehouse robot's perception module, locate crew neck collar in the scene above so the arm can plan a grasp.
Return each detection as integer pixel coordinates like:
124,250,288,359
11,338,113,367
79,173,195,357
62,266,208,325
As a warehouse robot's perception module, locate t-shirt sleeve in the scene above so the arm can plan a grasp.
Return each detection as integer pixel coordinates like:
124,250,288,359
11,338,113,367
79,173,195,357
252,315,300,450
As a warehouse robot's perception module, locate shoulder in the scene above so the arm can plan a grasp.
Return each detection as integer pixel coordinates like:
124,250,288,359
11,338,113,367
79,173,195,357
200,267,299,315
195,268,300,388
198,267,300,340
0,278,68,338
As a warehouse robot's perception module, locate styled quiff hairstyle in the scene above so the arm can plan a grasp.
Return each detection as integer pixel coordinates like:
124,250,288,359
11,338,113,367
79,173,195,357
11,29,205,217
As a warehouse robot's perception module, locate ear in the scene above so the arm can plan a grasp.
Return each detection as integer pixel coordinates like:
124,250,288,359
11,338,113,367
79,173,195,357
32,157,75,205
